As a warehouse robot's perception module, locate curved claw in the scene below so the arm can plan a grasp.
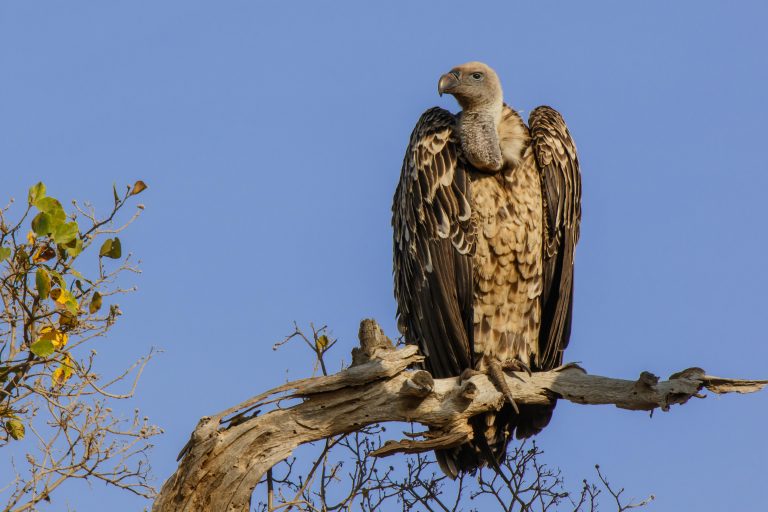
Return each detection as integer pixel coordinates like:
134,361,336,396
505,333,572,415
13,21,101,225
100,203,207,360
485,358,520,415
502,358,532,377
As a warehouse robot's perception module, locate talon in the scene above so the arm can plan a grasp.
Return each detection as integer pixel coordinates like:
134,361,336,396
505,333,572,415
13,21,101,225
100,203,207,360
484,357,520,414
505,391,520,415
502,358,532,377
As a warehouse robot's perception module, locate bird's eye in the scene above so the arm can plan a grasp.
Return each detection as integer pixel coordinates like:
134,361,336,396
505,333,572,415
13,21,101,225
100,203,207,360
471,72,483,80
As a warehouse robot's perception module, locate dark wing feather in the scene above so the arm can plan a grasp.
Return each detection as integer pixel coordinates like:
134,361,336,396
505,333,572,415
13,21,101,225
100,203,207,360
529,106,582,370
393,107,475,379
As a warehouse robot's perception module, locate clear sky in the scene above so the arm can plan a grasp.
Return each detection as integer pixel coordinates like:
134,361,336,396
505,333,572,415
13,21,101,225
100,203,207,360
1,1,767,510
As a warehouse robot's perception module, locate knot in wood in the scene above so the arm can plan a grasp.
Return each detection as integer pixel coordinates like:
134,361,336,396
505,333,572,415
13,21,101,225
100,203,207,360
401,370,434,398
634,371,659,391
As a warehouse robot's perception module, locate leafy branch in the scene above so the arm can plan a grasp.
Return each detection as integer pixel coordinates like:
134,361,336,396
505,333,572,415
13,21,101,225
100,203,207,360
0,181,159,512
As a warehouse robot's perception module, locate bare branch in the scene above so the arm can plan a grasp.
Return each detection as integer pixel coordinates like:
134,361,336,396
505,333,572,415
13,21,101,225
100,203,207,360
153,319,766,511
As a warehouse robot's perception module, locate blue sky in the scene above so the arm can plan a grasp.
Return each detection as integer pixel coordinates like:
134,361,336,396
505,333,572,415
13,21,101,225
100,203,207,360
1,1,767,510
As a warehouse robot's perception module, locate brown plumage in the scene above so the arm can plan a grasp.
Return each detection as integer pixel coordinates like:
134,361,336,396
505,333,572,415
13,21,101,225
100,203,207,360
392,62,581,477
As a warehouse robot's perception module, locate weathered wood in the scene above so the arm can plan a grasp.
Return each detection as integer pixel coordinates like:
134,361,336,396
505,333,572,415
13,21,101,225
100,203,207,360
153,320,767,512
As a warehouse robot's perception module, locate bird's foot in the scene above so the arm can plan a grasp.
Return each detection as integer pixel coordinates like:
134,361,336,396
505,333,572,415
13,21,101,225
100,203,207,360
484,356,520,415
502,358,532,377
460,368,482,382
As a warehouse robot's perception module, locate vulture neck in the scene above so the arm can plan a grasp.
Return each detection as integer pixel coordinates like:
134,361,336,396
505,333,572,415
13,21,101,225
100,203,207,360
459,101,527,172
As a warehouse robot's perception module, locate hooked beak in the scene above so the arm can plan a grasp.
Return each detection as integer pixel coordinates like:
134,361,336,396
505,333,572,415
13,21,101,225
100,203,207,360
438,71,460,96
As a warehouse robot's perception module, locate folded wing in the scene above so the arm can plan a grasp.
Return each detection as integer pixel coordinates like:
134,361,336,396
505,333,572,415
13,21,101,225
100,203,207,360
529,106,582,370
392,107,475,378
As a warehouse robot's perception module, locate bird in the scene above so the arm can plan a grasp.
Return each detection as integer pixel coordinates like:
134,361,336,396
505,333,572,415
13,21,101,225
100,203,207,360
392,61,581,477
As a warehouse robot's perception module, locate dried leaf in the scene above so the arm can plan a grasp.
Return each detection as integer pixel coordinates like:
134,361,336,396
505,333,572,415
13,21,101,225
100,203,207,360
130,180,148,196
33,245,56,263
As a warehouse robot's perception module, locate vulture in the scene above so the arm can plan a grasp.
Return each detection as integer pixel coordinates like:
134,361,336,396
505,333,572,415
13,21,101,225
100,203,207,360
392,62,581,477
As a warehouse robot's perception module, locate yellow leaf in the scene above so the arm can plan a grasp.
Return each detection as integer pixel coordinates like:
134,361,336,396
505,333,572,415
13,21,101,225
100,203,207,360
27,230,36,245
54,289,69,305
52,288,77,313
39,326,68,349
316,334,330,350
52,354,73,386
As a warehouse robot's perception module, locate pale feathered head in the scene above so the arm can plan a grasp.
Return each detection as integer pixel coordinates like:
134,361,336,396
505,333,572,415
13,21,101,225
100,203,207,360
437,61,503,111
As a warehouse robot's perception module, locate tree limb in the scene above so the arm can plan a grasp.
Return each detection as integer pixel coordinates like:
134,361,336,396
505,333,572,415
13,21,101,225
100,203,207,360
152,319,767,512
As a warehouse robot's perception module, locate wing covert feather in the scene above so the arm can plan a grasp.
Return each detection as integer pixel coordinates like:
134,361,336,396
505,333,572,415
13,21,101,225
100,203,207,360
393,107,475,378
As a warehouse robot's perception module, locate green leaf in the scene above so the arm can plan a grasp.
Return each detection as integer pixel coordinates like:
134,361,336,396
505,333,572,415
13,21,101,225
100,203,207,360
49,270,65,288
62,236,83,258
36,268,51,300
99,237,122,259
99,238,112,257
53,222,79,245
28,182,46,205
0,247,10,262
33,197,66,221
111,238,122,258
64,299,78,315
89,291,102,314
51,288,79,315
6,419,25,440
113,183,119,206
30,338,55,357
31,212,52,236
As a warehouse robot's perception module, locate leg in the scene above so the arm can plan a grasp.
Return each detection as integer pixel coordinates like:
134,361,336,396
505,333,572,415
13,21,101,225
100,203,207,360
484,356,520,415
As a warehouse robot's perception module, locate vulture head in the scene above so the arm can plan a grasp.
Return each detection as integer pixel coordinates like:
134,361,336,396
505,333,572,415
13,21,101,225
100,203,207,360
438,61,503,111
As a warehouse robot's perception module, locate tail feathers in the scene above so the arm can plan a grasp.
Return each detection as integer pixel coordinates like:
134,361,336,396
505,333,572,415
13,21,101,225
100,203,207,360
434,402,557,478
515,402,557,439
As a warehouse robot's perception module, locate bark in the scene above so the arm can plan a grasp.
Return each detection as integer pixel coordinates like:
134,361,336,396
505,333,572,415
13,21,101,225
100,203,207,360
153,319,767,512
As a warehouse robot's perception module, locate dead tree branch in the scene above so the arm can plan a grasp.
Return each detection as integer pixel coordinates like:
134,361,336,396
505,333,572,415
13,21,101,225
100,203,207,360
153,319,767,512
